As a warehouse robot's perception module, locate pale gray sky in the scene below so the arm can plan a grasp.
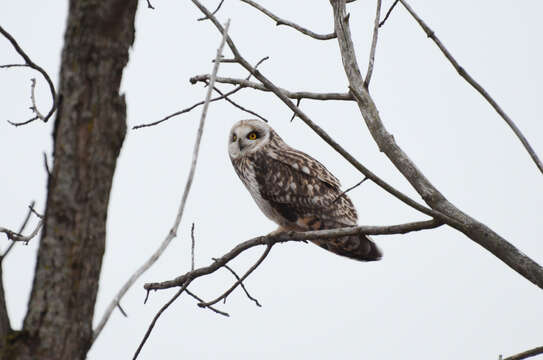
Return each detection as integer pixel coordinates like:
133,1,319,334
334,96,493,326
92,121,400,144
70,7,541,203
1,1,542,359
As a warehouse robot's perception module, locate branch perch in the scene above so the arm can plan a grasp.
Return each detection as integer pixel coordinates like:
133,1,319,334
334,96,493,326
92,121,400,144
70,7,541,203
145,219,442,291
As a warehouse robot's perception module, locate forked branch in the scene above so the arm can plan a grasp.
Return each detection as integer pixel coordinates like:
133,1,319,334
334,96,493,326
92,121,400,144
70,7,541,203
0,25,57,125
398,0,543,176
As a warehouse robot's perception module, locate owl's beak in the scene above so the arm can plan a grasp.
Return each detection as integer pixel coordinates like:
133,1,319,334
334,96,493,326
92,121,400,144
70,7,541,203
238,139,245,151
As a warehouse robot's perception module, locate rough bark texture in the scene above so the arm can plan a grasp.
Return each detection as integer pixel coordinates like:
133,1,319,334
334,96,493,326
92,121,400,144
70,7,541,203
1,0,138,358
329,0,543,289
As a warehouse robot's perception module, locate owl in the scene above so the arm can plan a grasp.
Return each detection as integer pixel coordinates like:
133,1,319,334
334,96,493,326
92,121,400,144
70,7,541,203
228,119,382,261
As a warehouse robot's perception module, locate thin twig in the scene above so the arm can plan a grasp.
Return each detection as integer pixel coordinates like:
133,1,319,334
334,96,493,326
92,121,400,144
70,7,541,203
185,288,229,316
0,25,57,124
364,0,382,89
212,258,262,307
132,282,191,360
146,0,155,9
210,84,269,122
240,0,336,40
145,218,443,291
197,0,224,21
191,223,195,271
116,302,128,318
43,152,51,177
199,245,272,308
503,346,543,360
190,75,354,101
133,56,270,130
332,177,368,204
399,0,543,176
379,0,399,27
92,20,231,345
1,201,35,261
290,98,301,122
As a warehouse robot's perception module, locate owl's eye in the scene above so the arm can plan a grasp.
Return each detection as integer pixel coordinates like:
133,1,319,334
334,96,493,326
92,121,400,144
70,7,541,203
232,134,237,142
247,131,259,140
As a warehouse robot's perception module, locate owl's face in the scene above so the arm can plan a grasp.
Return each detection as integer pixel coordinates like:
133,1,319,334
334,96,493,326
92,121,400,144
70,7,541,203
228,119,271,159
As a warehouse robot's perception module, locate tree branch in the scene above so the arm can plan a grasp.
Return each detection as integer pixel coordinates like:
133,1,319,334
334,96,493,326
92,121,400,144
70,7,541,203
0,202,36,339
190,74,354,101
212,259,262,307
379,0,399,27
133,57,270,129
0,25,57,124
0,220,43,244
92,19,231,344
503,346,543,360
144,219,442,291
198,245,271,308
363,0,382,89
398,0,543,176
240,0,336,40
191,0,448,224
330,0,543,289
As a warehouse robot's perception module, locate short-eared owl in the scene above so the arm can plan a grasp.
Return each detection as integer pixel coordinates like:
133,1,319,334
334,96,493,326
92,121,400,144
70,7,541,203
228,119,381,261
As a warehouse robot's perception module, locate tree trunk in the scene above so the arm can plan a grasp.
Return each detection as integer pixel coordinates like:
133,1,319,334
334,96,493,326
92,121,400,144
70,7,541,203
1,0,138,358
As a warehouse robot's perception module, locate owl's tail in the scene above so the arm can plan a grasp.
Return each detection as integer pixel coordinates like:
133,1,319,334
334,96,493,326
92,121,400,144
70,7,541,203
312,234,382,262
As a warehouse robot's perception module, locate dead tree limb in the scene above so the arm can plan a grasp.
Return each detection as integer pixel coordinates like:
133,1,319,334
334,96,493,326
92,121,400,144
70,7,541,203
0,25,57,125
329,0,543,289
398,0,543,176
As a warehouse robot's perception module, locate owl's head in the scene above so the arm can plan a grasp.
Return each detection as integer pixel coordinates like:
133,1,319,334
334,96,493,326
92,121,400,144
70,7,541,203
228,119,273,159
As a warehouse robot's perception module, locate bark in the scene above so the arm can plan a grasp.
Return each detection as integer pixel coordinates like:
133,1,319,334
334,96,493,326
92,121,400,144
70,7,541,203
1,0,138,358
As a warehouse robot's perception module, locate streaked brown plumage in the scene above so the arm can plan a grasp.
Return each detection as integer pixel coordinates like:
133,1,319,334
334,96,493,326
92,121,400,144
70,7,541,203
228,119,381,261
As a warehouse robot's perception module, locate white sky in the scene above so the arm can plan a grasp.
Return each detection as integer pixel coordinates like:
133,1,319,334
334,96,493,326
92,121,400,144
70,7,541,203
1,1,542,359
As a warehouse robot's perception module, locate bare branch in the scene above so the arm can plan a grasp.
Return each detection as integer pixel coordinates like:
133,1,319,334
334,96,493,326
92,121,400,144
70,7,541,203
289,98,302,122
0,25,57,124
145,219,443,291
503,346,543,360
212,259,262,307
191,75,354,101
197,0,224,21
240,0,336,40
0,220,43,245
209,84,269,122
185,289,229,316
133,282,191,360
145,0,155,9
199,245,271,308
191,0,448,225
92,20,231,344
398,0,543,176
332,177,368,204
330,0,543,289
133,56,270,130
379,0,399,28
191,223,195,271
1,201,35,261
364,0,382,89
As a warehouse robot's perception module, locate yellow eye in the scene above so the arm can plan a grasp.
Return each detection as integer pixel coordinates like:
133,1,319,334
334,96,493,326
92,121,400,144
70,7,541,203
247,132,258,140
232,134,237,142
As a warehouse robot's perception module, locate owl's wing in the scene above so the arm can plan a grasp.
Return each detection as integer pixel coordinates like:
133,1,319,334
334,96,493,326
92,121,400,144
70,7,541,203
252,149,357,227
267,147,342,189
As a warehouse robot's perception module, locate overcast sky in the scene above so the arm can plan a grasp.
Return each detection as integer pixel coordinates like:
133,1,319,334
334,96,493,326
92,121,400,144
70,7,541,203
1,1,542,359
